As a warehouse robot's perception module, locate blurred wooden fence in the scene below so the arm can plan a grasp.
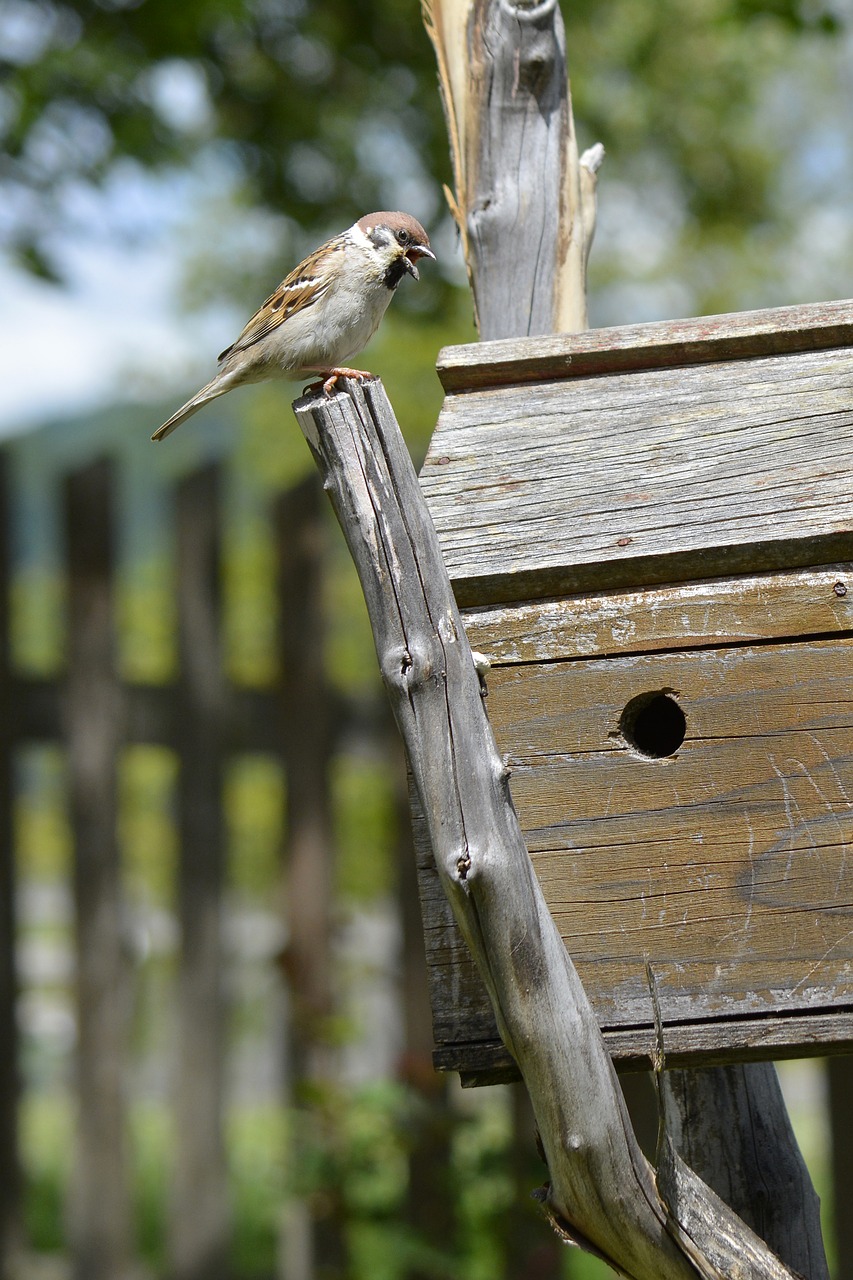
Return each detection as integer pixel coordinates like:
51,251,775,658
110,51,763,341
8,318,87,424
0,452,417,1280
2,451,853,1280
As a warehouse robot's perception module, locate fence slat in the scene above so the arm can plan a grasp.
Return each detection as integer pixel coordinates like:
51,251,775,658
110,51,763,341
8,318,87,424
170,464,229,1280
275,475,344,1280
64,458,132,1280
829,1056,853,1280
0,452,22,1273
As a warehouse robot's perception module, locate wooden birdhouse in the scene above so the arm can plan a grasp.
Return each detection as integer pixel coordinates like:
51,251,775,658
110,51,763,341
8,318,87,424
417,298,853,1085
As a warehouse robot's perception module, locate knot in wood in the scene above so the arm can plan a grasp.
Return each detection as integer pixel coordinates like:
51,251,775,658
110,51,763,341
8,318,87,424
393,639,441,693
381,645,429,693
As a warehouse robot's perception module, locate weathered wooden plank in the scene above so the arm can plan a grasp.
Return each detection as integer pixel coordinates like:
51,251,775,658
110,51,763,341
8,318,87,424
171,465,229,1280
419,634,853,1067
275,477,346,1280
63,459,132,1280
12,677,298,755
489,634,853,762
436,296,853,391
487,639,853,1022
432,1009,853,1084
421,346,853,604
463,565,853,666
654,1130,822,1280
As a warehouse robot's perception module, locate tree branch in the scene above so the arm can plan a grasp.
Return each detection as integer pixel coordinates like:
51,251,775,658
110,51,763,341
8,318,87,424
291,378,805,1280
422,0,602,336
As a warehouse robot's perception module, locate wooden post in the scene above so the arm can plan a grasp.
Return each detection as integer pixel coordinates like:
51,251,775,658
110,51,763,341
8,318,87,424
0,451,22,1274
170,465,230,1280
291,377,805,1279
64,458,132,1280
275,475,335,1084
661,1065,828,1279
422,0,603,336
274,475,345,1280
423,3,827,1270
829,1056,853,1280
397,766,455,1278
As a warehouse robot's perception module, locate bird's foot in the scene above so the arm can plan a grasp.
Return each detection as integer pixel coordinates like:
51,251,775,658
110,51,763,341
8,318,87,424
303,368,377,397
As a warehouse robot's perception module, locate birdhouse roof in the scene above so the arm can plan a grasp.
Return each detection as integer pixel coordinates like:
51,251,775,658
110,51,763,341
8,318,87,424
421,299,853,607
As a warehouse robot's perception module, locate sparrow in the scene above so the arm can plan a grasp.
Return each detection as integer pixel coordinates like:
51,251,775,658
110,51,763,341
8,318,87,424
153,211,435,441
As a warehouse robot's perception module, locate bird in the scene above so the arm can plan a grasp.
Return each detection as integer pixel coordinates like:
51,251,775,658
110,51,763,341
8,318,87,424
153,211,435,441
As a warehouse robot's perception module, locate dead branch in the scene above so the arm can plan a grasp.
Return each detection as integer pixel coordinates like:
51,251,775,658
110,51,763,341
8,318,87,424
422,0,602,335
291,378,805,1280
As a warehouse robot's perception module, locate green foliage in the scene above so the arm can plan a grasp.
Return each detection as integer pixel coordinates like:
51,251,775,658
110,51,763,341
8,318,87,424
15,745,71,882
225,753,285,896
333,753,397,903
20,1093,72,1254
228,1105,289,1276
119,555,176,684
2,0,451,277
11,568,64,676
120,745,178,903
4,0,846,317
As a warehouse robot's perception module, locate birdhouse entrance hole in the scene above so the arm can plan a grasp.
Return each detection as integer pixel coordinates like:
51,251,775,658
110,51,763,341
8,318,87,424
619,691,686,758
417,298,853,1081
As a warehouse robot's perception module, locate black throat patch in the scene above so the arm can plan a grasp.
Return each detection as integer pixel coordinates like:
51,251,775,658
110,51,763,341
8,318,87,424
383,257,409,290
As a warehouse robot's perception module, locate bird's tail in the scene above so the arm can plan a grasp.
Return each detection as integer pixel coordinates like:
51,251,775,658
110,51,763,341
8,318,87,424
152,377,230,442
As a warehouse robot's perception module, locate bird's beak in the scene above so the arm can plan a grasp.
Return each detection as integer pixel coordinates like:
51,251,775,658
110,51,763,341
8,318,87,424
403,244,436,281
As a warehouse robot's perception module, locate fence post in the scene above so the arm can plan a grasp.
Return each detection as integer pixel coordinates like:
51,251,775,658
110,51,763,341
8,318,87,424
64,457,132,1280
829,1056,853,1280
274,475,343,1280
0,451,22,1275
170,464,229,1280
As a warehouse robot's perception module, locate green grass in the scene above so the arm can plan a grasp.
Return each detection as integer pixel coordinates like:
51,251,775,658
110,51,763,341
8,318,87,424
17,1064,835,1279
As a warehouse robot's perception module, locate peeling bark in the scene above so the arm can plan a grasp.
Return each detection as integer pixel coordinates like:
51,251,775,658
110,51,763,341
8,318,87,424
422,0,602,335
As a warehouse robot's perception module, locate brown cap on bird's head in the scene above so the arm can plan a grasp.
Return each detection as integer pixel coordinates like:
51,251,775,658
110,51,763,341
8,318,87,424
356,211,435,279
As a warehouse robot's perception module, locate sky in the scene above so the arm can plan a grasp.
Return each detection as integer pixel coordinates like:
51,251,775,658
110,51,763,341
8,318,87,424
0,159,244,437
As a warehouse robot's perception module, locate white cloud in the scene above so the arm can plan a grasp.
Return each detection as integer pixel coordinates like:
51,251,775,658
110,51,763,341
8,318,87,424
0,251,235,437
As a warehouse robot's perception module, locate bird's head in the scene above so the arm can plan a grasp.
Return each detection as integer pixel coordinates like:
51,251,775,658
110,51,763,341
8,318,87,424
355,212,436,284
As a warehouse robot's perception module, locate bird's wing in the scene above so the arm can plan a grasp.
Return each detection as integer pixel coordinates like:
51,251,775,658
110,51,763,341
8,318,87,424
218,235,345,361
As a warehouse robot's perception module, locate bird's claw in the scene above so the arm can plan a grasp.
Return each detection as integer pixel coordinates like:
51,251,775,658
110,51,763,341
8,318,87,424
303,369,378,397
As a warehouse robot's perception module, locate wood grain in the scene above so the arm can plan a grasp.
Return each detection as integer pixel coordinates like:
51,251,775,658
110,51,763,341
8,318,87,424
422,344,853,605
422,0,597,337
660,1064,828,1280
462,565,853,666
436,296,853,391
419,633,853,1074
432,1007,853,1085
489,638,853,1021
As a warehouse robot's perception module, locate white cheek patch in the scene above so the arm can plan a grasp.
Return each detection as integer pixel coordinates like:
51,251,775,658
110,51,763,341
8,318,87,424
349,223,375,250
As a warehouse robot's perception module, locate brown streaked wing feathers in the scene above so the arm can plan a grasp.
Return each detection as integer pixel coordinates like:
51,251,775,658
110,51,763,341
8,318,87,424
218,235,344,361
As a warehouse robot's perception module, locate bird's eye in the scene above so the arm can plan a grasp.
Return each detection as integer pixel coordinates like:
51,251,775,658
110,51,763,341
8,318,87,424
396,228,411,245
